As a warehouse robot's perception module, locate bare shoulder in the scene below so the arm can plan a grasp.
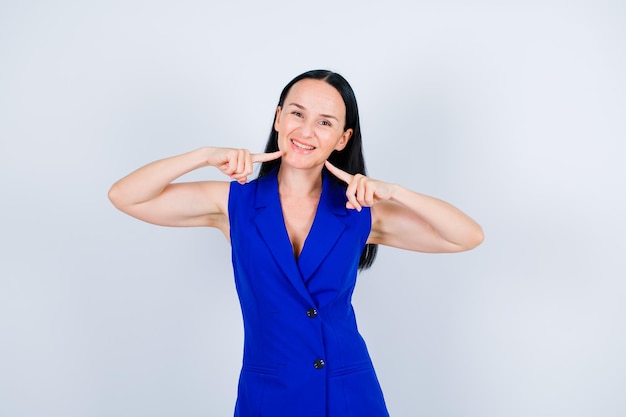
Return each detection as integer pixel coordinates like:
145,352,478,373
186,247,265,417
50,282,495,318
116,180,233,230
192,180,232,233
368,196,484,253
367,201,404,245
367,200,445,252
196,180,231,214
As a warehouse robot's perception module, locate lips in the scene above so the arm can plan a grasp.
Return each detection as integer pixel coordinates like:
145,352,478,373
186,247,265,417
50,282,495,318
290,139,315,150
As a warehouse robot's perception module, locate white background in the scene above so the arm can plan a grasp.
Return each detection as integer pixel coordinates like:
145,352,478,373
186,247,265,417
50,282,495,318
1,1,625,416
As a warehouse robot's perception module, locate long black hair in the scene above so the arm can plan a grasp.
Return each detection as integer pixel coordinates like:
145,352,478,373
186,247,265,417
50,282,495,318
258,69,378,271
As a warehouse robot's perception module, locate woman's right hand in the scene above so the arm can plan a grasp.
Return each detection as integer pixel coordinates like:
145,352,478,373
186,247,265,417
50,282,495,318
208,147,283,184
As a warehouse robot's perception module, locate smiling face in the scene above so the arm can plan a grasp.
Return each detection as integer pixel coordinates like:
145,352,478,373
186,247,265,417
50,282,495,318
274,78,353,171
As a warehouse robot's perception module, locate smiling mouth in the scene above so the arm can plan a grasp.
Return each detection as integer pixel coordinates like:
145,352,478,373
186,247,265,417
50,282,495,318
291,139,315,150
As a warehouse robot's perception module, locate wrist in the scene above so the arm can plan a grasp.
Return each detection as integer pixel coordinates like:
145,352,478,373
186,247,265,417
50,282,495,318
195,146,218,167
387,183,401,201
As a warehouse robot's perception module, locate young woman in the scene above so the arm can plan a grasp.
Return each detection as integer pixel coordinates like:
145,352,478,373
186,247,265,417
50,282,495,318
109,69,484,416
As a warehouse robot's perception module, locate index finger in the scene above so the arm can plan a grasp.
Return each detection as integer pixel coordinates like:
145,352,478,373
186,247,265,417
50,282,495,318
325,160,354,184
251,150,283,163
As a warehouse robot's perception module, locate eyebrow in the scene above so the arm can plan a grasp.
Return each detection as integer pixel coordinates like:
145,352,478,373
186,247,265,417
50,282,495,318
286,102,339,122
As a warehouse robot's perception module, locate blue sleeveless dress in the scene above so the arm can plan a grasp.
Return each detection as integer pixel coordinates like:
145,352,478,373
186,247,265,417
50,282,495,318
228,168,389,417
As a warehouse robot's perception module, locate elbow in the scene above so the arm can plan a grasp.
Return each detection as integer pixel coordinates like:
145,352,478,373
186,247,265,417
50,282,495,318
447,224,484,253
473,226,485,248
462,225,484,251
107,183,125,210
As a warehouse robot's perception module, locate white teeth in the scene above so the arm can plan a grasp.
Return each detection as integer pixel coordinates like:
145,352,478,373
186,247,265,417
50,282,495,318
291,139,314,150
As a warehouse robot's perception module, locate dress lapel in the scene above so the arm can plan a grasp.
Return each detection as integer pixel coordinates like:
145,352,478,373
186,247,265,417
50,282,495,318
298,170,349,282
252,170,316,306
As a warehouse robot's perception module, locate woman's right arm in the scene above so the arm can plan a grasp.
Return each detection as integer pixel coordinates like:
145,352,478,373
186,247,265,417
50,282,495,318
107,146,282,230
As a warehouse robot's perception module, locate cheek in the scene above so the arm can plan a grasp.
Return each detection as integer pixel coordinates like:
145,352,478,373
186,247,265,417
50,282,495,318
277,132,287,150
325,131,346,149
276,118,296,135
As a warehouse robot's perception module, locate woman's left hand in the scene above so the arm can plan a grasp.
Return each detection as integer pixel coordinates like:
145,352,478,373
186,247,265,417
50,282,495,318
325,161,396,211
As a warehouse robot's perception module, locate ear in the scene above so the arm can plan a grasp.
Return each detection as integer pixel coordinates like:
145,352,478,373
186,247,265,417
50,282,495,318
334,128,353,151
274,106,282,131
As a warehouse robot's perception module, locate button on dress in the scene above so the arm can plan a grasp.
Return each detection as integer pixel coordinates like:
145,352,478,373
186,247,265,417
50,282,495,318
228,168,389,417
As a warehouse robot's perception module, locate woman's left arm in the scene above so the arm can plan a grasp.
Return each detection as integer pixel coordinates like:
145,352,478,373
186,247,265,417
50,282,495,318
325,161,484,253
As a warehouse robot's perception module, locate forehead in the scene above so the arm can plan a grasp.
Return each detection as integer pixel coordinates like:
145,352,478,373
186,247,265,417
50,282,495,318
284,79,346,118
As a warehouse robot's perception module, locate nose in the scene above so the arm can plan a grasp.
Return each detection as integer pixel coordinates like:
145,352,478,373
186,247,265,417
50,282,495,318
300,120,315,138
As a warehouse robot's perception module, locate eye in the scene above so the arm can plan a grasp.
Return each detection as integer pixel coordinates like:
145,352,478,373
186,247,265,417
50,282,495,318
291,111,303,118
319,120,331,127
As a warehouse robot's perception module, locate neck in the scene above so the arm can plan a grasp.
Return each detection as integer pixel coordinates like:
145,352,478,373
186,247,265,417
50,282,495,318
276,164,323,198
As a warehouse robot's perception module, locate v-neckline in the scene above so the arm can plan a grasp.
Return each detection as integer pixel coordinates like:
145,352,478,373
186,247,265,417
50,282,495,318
278,176,324,262
252,167,350,286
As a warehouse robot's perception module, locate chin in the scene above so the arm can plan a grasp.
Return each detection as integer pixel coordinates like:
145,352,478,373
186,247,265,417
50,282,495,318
281,154,324,171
